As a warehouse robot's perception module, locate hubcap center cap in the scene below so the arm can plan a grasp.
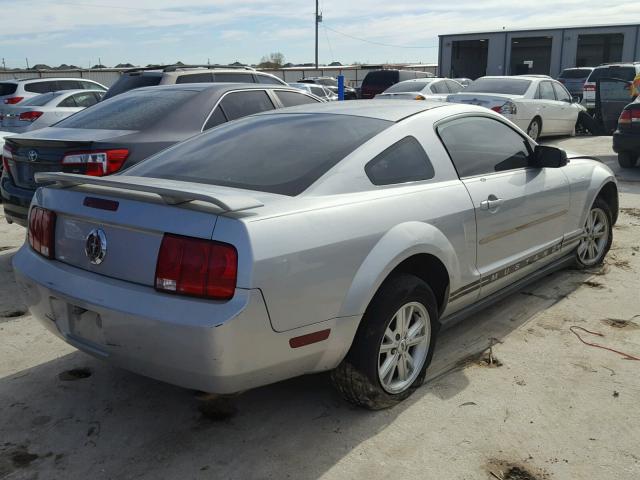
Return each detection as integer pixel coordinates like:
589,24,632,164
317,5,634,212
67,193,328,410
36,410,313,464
399,340,407,352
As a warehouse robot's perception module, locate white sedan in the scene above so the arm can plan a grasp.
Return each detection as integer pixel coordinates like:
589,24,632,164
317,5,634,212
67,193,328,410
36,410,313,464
447,76,585,141
375,78,464,102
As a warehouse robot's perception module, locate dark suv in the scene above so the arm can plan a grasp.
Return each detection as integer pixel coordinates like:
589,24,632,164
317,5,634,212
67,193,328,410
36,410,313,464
103,65,287,100
360,69,434,99
1,83,321,226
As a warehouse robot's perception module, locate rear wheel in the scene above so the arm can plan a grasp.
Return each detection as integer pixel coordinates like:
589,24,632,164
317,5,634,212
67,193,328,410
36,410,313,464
527,118,541,141
331,274,439,410
618,151,638,168
575,198,612,268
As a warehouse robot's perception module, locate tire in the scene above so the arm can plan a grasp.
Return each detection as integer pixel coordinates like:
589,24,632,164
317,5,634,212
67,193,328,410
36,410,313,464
575,197,613,269
526,118,541,141
331,274,440,410
575,111,604,136
618,151,638,169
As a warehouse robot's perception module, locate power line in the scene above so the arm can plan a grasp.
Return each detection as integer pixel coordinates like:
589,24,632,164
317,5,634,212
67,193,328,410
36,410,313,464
323,24,438,49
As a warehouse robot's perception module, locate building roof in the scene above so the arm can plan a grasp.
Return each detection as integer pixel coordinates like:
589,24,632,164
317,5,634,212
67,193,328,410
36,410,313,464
439,22,640,37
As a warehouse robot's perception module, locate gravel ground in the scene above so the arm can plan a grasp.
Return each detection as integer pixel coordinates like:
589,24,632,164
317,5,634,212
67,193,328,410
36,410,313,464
0,136,639,480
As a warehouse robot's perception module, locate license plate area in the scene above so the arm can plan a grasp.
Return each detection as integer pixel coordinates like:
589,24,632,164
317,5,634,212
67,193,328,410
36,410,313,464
50,297,106,347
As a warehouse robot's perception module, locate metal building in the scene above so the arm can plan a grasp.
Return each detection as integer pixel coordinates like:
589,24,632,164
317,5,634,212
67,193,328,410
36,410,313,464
438,23,640,79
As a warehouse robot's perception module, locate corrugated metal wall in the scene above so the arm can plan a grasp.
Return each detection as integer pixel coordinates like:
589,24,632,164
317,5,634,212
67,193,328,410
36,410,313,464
0,64,438,88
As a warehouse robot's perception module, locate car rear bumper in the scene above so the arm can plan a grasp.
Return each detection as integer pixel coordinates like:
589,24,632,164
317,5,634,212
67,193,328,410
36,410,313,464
613,130,640,154
12,246,359,393
0,175,33,226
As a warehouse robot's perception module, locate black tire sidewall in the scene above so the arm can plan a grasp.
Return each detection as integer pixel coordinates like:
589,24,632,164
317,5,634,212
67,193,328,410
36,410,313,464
346,274,440,404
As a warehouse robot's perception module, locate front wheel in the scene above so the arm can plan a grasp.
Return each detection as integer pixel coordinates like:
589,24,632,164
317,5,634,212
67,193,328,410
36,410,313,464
527,118,541,141
575,198,613,268
331,274,439,410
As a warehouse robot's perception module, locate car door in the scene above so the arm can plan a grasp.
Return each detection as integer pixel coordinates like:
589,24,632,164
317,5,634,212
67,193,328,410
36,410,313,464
551,81,578,134
437,115,570,298
535,81,562,134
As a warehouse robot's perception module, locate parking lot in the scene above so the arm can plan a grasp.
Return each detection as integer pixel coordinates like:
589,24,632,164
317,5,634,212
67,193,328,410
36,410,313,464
1,135,639,480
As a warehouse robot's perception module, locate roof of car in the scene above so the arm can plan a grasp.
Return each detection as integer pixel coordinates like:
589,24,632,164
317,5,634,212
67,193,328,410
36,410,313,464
258,99,448,122
131,83,301,94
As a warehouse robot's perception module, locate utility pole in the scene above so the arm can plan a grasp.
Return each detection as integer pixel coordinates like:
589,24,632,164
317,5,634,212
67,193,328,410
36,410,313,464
315,0,321,69
25,57,30,70
1,58,5,70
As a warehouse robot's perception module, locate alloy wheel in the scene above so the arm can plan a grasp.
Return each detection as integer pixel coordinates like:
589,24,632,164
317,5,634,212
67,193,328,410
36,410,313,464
578,207,609,266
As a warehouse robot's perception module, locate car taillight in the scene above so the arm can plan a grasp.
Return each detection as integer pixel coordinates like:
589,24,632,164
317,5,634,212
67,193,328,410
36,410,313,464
414,95,426,100
4,96,24,104
155,234,238,300
618,109,640,126
492,101,517,115
28,207,56,259
18,111,43,122
61,149,129,176
583,84,595,92
2,145,14,178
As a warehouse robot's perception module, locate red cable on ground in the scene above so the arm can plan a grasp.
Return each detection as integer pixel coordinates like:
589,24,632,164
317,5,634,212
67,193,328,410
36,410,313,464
569,326,640,361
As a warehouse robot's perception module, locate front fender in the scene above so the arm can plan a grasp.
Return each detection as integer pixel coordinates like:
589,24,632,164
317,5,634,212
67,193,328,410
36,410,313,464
337,221,458,318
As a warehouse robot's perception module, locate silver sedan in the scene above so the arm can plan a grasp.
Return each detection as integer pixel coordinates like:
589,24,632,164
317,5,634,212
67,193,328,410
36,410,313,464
13,101,617,409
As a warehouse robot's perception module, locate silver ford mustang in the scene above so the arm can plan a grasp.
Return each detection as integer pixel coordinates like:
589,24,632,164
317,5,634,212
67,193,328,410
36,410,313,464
12,101,618,409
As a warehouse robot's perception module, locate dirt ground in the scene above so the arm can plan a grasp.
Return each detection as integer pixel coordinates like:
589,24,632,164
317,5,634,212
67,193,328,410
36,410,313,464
1,137,639,480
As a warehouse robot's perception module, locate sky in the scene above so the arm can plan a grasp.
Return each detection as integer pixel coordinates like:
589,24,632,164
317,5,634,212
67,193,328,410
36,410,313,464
0,0,639,68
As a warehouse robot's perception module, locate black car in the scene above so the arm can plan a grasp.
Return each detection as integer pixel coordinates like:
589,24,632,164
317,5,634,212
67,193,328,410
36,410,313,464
298,77,357,100
1,83,321,226
613,100,640,168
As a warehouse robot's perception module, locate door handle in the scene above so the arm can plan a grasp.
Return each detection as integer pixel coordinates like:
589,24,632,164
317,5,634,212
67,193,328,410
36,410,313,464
480,196,503,210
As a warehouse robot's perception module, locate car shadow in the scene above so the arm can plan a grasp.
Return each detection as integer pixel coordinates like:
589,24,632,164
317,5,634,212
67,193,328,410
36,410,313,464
0,263,599,480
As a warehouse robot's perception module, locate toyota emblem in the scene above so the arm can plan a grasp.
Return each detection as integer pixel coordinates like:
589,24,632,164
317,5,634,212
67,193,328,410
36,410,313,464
27,150,38,162
85,228,107,265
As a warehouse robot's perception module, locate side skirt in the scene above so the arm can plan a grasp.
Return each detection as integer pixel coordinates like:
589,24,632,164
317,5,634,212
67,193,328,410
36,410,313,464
440,252,576,330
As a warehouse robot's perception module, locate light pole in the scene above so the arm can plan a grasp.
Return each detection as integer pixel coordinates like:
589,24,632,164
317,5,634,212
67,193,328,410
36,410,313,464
315,0,322,69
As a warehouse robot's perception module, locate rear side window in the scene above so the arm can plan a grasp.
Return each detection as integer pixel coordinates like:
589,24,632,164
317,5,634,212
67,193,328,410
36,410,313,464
56,89,197,130
219,90,274,120
103,74,162,100
25,81,57,94
0,83,17,95
560,69,592,79
365,136,434,185
275,90,319,106
81,81,104,90
536,81,556,100
446,80,463,93
438,116,531,177
215,72,253,83
203,106,227,130
126,113,391,196
57,80,83,90
176,73,214,84
71,92,100,107
430,81,448,94
309,85,325,97
256,74,284,85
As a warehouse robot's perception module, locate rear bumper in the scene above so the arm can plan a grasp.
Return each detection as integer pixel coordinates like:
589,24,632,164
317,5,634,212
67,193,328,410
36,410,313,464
12,246,359,393
612,130,640,154
0,175,33,226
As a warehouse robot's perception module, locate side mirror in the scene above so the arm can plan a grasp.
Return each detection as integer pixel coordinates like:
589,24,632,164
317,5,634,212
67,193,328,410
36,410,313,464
531,145,568,168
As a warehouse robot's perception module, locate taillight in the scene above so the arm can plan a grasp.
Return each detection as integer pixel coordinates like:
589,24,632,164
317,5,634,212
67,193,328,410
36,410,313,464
155,234,238,300
492,101,517,115
414,95,426,100
2,145,14,179
4,96,24,104
61,149,129,176
618,109,640,126
583,84,595,92
18,111,43,122
28,207,56,259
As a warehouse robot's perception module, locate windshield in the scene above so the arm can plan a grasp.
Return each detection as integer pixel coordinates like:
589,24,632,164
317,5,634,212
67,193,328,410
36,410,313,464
384,81,431,93
559,69,592,79
56,89,197,130
21,92,63,106
126,113,391,196
464,78,532,95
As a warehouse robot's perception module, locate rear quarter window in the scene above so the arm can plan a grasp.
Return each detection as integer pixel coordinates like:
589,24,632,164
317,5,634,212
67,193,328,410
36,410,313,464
55,89,197,130
365,136,435,185
274,90,320,106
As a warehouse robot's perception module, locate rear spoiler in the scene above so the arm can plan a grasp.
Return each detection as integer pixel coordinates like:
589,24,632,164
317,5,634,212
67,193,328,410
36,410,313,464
34,172,264,213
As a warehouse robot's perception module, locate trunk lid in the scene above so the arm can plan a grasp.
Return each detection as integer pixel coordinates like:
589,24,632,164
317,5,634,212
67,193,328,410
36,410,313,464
6,128,136,189
447,93,521,109
36,173,265,288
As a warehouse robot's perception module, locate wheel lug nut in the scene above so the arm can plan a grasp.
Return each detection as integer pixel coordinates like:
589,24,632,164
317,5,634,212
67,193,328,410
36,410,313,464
395,334,401,341
391,349,396,354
